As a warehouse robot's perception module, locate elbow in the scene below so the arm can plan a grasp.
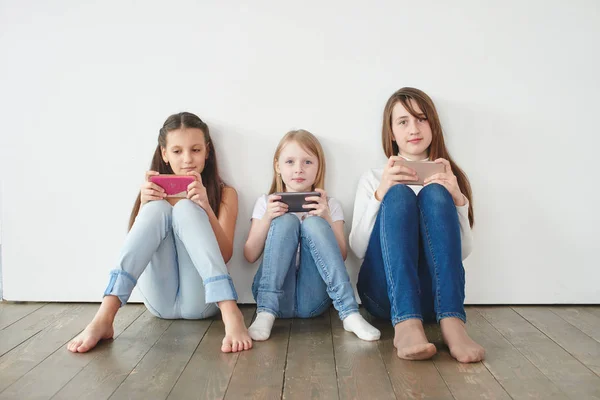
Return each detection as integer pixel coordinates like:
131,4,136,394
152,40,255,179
223,248,233,264
243,246,257,264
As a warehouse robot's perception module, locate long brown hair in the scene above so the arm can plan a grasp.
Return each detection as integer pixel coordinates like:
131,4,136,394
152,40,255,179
128,112,224,230
382,87,474,226
268,130,326,194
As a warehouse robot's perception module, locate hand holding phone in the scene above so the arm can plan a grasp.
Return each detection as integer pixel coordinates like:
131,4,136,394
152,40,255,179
148,174,196,198
394,159,445,185
274,191,322,213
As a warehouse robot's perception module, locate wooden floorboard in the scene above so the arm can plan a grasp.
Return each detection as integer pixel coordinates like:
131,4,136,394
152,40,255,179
167,306,256,400
550,306,600,343
513,306,600,376
51,310,172,400
224,314,291,400
0,304,599,399
0,302,46,330
477,306,600,399
466,308,567,400
424,319,512,400
109,319,212,400
283,310,338,400
331,308,395,400
369,314,454,400
0,304,145,400
0,304,98,392
0,303,74,357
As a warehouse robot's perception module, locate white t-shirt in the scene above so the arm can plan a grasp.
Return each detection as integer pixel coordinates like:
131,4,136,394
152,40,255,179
251,194,345,223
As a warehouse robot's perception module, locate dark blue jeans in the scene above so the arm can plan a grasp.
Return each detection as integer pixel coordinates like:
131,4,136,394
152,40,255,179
357,183,466,326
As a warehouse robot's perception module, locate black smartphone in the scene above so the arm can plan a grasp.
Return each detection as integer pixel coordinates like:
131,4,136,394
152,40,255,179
274,191,321,213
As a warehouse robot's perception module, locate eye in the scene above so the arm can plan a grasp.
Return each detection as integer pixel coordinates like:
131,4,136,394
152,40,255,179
398,120,406,125
173,150,181,154
285,160,293,164
193,149,202,152
418,117,428,123
305,160,313,165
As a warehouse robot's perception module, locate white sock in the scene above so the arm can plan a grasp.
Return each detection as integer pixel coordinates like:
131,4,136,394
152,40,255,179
248,312,276,341
343,312,381,341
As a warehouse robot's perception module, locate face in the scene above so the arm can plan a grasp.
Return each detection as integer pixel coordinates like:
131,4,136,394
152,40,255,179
161,128,209,175
391,99,433,160
275,140,319,193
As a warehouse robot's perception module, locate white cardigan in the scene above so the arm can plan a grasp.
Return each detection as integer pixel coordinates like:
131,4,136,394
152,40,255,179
349,168,473,261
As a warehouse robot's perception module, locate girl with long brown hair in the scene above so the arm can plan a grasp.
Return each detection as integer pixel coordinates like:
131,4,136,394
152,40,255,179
349,88,484,363
68,112,252,354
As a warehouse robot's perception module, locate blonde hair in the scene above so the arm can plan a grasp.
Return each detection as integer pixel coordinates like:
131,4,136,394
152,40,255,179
269,130,326,194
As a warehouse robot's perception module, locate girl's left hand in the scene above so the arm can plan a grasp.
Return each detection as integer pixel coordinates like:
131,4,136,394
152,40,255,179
303,188,332,224
186,171,210,211
424,158,466,206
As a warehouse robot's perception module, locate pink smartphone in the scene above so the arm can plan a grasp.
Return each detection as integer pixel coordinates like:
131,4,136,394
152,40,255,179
149,175,195,198
394,160,445,185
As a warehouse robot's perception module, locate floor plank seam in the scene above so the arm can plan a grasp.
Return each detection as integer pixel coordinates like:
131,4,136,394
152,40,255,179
41,307,147,400
164,319,215,400
0,303,48,331
107,319,176,400
280,317,293,400
510,306,600,378
474,308,577,399
548,307,600,345
0,328,44,358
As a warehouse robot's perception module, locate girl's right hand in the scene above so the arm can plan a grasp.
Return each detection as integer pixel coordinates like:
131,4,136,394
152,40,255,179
375,156,418,201
140,171,167,205
263,194,288,221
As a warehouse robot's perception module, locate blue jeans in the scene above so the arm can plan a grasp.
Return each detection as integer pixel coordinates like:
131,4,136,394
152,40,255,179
103,199,238,319
357,184,466,326
252,214,359,320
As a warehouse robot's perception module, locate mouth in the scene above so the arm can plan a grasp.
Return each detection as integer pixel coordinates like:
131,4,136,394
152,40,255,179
408,138,422,144
292,178,306,183
181,167,196,171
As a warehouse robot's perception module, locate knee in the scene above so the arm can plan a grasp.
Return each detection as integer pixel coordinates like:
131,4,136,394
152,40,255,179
382,184,417,208
417,183,453,209
270,213,300,235
137,200,173,228
300,215,330,239
141,199,172,217
180,302,218,320
172,199,209,229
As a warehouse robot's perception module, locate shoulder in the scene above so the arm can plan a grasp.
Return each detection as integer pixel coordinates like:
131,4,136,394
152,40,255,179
221,186,238,203
358,168,384,187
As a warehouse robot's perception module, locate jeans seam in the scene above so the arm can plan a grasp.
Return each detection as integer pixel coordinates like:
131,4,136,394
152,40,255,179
419,205,442,317
302,233,341,310
380,202,398,319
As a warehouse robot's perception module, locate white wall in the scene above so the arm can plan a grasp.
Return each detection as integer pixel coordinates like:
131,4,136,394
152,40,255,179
1,0,599,304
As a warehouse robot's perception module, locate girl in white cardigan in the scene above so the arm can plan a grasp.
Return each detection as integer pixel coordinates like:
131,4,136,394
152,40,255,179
349,88,484,363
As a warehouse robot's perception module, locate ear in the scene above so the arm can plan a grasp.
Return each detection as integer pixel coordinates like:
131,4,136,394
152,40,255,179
161,147,168,163
274,159,280,174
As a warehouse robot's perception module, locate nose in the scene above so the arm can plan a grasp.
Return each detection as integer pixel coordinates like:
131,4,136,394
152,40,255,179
295,162,304,174
408,118,420,135
183,151,193,163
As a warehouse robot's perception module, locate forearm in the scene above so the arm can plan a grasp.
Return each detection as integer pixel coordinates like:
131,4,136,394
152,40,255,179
243,218,271,263
205,206,234,263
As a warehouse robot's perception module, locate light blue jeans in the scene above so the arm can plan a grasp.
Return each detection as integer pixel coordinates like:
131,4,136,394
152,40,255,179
252,214,359,320
104,199,237,319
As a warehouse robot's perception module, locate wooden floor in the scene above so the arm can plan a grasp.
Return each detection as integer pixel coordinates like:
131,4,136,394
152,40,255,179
0,304,599,400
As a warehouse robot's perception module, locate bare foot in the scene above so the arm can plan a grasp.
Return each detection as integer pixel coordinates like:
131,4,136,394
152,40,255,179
220,301,253,353
67,295,120,353
68,319,114,353
394,319,437,360
440,317,485,363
